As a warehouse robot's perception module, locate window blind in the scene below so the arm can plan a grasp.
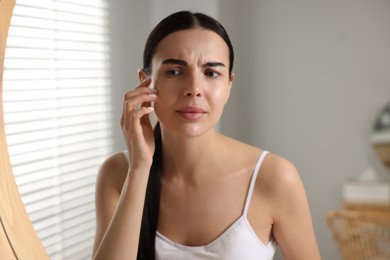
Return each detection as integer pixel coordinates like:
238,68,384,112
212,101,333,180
3,0,111,259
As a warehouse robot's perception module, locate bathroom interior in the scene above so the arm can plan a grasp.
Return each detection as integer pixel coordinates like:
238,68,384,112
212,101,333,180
1,0,389,259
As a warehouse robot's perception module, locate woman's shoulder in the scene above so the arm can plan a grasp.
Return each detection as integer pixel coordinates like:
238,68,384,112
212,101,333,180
218,134,263,157
96,151,129,195
257,152,306,209
219,134,297,176
262,152,298,180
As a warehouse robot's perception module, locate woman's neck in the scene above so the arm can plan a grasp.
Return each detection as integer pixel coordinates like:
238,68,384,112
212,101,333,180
161,128,225,183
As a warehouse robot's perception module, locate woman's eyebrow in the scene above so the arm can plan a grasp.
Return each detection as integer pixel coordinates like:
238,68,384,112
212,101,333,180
161,59,226,68
202,62,225,68
162,58,187,66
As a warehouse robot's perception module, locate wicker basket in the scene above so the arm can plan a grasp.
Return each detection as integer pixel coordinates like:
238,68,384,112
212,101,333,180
327,210,390,260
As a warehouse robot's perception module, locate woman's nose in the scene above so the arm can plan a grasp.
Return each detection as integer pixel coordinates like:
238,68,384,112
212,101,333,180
185,90,201,97
184,75,202,97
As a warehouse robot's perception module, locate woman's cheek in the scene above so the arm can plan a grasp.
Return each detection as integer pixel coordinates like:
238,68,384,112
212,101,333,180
153,98,165,120
153,98,161,112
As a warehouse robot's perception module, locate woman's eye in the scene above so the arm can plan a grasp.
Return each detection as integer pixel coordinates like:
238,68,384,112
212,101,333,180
205,70,220,78
166,69,181,76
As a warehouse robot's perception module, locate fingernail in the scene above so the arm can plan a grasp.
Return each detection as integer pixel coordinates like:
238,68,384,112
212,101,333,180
150,88,158,93
148,93,157,98
147,106,154,111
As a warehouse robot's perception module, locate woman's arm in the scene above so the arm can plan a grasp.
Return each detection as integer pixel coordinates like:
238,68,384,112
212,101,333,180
268,156,321,260
92,157,150,260
92,78,157,260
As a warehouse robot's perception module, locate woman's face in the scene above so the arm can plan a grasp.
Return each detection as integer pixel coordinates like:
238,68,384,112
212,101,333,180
150,28,233,137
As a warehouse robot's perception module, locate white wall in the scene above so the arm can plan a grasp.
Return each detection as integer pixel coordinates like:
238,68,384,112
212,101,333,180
219,1,390,259
108,0,152,150
109,1,390,259
149,0,219,26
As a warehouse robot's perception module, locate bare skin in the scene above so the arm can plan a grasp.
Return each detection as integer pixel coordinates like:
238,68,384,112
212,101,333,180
92,28,321,260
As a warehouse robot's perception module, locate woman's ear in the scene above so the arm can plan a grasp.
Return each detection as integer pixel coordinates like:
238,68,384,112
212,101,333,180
224,72,234,104
229,72,234,86
138,68,148,82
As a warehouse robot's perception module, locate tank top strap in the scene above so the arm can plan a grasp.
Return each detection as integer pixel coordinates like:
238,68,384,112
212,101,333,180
243,150,269,216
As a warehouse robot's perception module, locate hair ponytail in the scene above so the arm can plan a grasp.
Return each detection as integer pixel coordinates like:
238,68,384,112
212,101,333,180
137,122,162,260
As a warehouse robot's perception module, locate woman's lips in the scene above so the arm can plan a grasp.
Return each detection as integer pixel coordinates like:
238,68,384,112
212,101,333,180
176,107,206,120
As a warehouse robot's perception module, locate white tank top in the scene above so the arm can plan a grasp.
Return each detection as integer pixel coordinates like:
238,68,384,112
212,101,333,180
123,150,276,259
155,150,276,260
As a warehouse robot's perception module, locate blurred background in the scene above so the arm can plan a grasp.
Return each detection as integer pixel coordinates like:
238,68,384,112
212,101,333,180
3,0,390,259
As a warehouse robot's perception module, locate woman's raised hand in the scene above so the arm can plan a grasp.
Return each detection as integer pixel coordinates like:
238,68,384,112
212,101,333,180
121,78,158,169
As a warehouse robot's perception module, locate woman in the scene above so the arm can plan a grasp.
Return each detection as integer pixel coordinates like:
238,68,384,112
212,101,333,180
92,11,320,260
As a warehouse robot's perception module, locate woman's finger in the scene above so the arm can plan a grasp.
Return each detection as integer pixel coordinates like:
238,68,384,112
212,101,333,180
136,77,152,89
121,93,155,128
131,106,154,120
123,87,155,101
123,92,157,111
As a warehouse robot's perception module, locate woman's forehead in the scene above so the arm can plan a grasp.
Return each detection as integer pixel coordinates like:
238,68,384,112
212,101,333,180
152,28,229,65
